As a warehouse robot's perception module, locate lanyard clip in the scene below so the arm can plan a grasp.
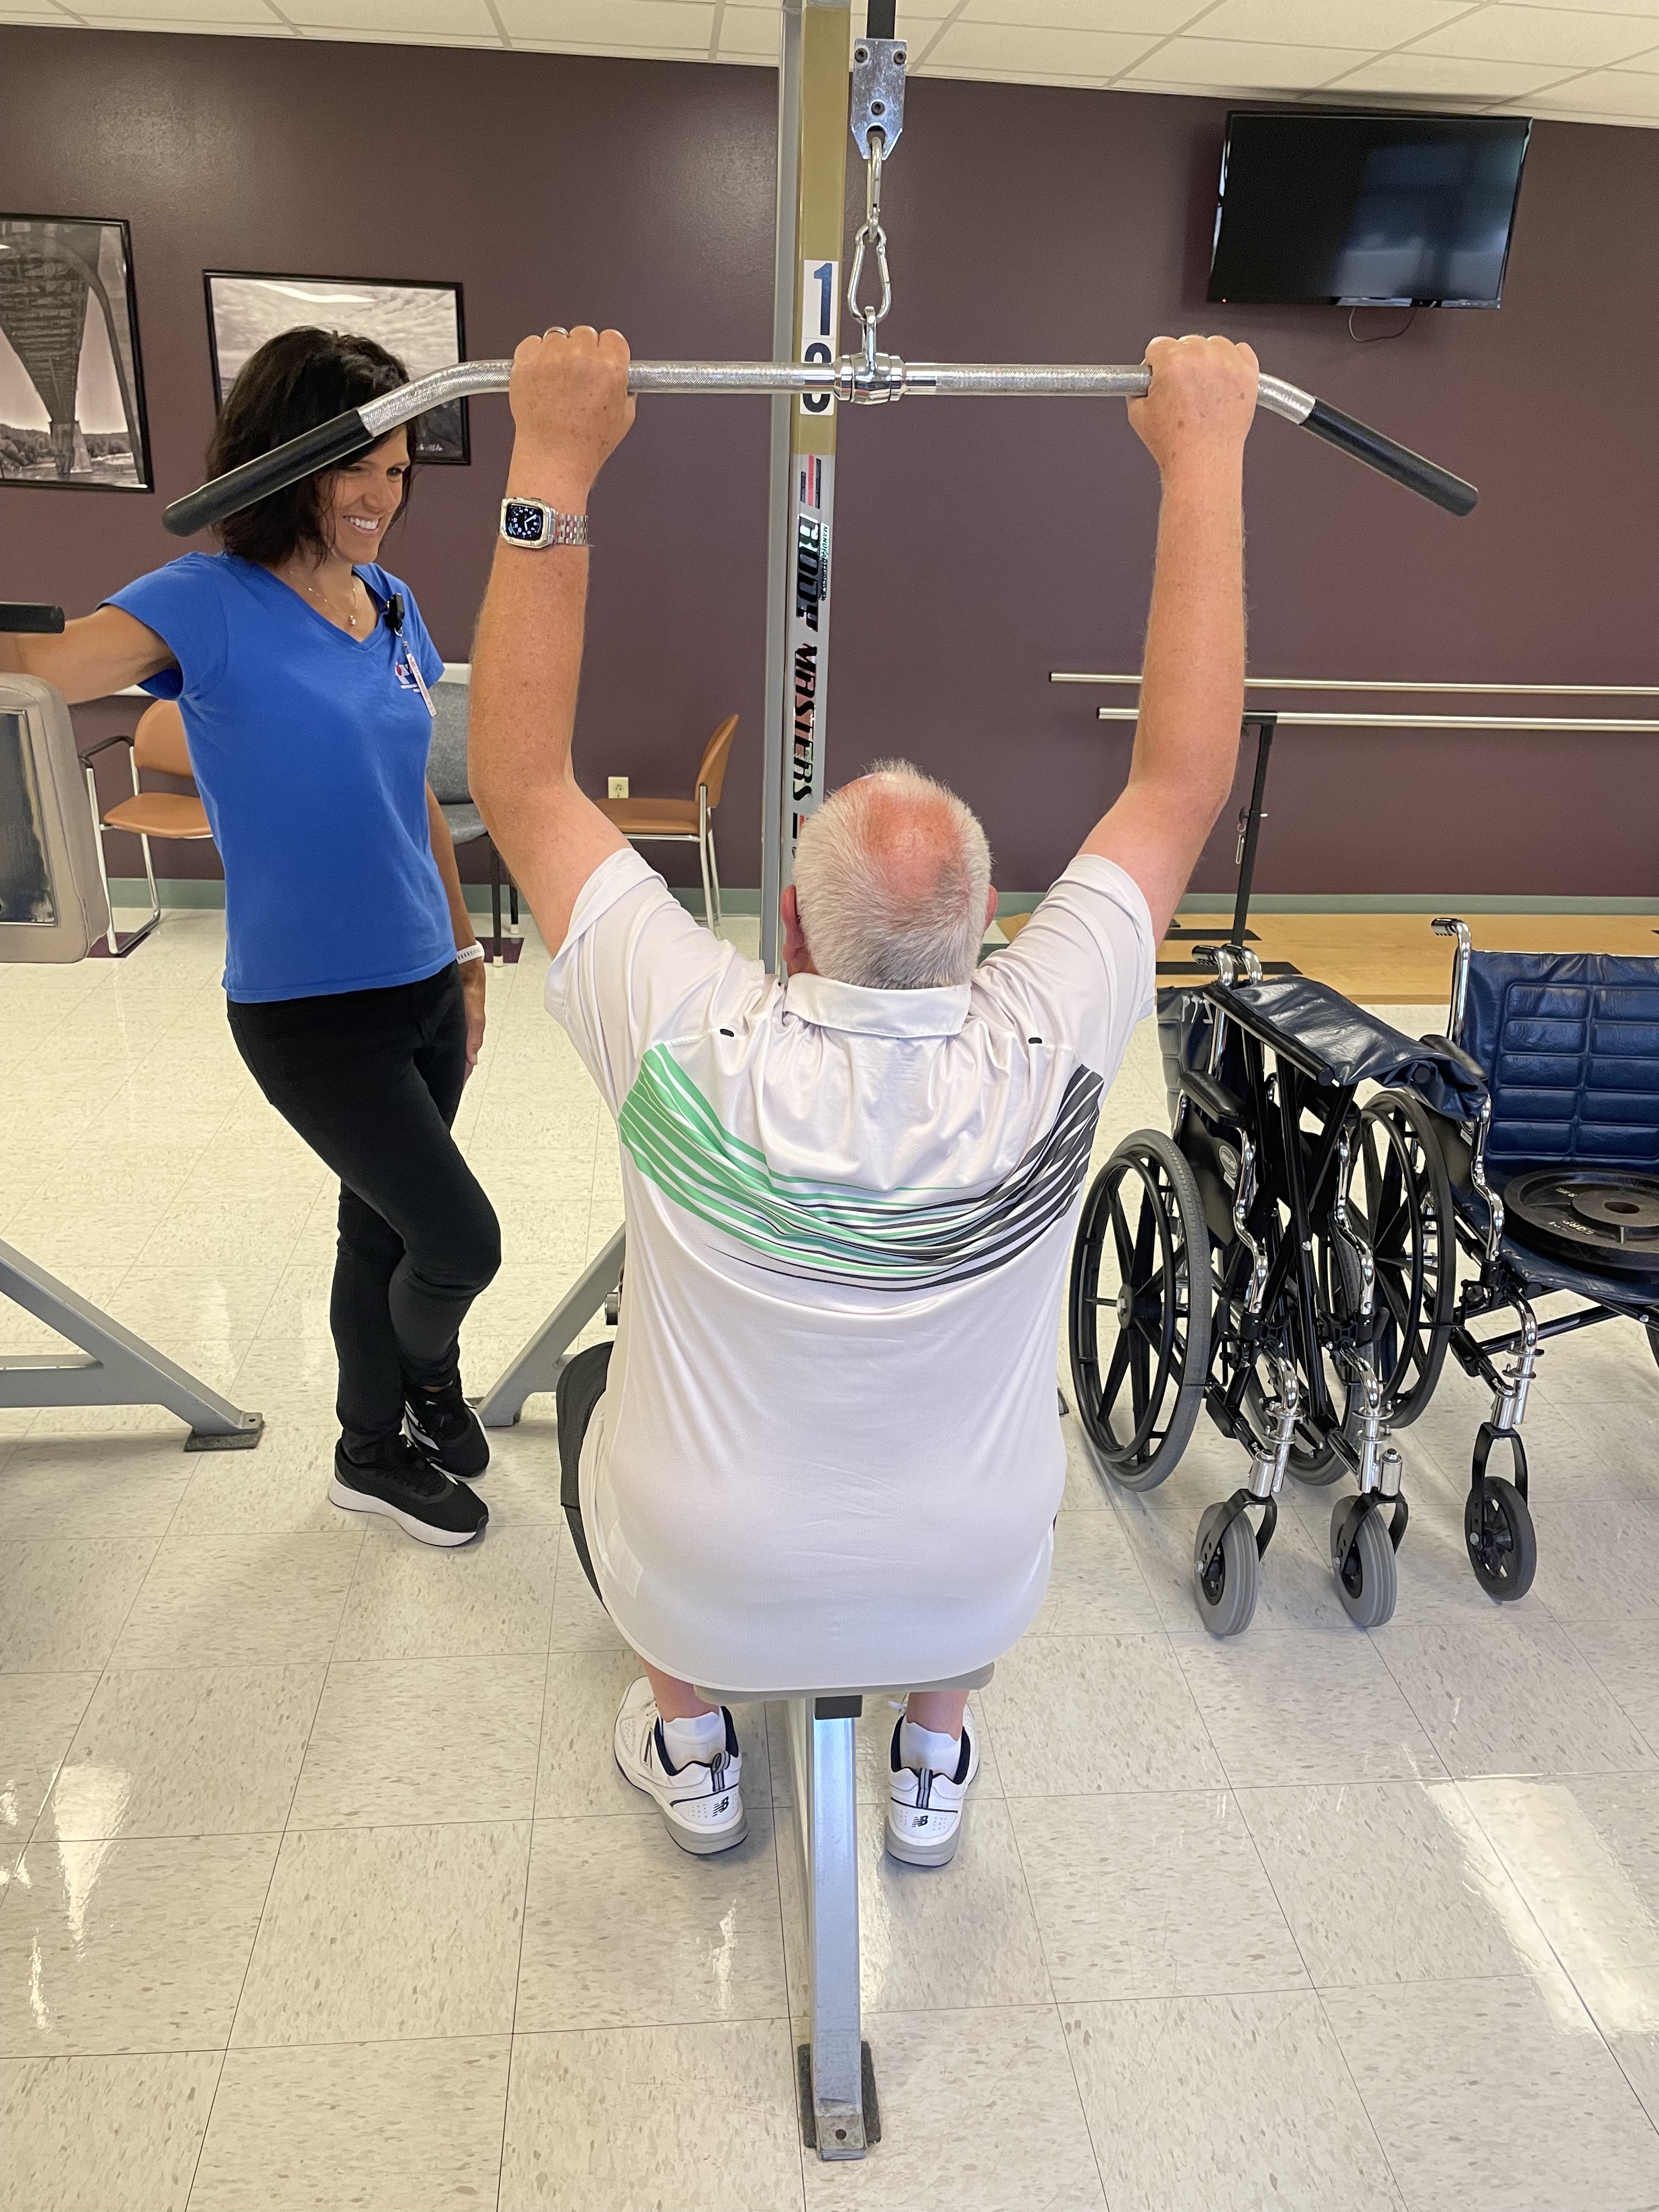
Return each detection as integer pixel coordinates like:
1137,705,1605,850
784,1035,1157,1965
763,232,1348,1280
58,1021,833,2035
385,591,436,719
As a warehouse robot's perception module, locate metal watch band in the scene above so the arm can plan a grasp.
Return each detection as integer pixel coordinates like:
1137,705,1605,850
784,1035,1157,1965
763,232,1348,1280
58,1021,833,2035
499,496,589,549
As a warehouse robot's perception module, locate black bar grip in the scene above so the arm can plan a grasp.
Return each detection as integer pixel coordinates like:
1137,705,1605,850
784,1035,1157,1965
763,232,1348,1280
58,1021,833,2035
1301,398,1477,517
162,408,375,538
866,0,898,34
0,602,65,632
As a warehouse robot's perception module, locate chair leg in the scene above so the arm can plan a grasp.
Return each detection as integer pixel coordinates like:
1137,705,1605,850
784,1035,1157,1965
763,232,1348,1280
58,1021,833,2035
490,844,503,962
786,1698,870,2159
708,821,723,930
138,833,161,935
84,764,119,956
509,873,519,928
698,788,715,933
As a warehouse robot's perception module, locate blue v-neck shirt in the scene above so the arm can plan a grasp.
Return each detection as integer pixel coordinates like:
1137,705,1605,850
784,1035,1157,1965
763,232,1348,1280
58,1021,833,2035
107,552,452,1003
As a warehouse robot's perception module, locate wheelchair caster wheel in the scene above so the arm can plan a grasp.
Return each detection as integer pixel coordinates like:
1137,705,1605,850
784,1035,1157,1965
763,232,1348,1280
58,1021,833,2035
1194,1511,1259,1638
1465,1476,1536,1602
1330,1500,1397,1629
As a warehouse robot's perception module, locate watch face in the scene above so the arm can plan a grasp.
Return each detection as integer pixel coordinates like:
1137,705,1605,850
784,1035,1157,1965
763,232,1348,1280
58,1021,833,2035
502,501,546,544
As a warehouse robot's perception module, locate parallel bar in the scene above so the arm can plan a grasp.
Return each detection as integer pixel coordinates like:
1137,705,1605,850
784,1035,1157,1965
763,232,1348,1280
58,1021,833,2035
1055,673,1659,696
1095,708,1659,732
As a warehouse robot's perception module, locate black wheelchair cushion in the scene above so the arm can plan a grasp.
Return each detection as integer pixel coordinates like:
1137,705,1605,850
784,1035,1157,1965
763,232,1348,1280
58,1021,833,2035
1158,979,1487,1119
1462,952,1659,1171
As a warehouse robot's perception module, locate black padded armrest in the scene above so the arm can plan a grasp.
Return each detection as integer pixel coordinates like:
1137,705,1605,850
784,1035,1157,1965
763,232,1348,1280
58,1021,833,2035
1207,983,1338,1085
1418,1033,1486,1092
1180,1065,1250,1132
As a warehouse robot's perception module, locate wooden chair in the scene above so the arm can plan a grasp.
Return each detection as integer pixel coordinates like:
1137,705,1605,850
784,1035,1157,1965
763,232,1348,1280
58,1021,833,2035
596,714,739,930
82,701,213,956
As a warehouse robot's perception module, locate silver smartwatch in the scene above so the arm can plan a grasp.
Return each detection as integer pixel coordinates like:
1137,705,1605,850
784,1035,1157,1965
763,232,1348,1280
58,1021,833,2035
499,497,589,549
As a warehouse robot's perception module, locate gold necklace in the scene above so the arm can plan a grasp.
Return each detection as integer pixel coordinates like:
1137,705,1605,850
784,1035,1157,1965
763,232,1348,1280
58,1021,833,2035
301,571,362,633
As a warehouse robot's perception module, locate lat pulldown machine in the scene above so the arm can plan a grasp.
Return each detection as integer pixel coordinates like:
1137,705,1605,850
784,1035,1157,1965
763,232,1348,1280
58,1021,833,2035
155,3,1479,2157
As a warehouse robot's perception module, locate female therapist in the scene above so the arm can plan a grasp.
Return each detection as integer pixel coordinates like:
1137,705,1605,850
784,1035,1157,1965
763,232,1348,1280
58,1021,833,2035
1,328,499,1547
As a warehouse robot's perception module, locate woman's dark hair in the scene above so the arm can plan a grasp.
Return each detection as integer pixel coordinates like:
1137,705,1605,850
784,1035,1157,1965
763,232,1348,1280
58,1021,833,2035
206,328,414,567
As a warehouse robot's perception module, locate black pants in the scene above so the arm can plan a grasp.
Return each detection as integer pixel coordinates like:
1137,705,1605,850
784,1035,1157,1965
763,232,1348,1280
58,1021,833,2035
228,963,501,1453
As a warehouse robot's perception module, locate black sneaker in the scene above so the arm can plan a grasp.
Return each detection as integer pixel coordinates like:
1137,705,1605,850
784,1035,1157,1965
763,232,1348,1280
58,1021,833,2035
330,1436,488,1547
403,1372,490,1480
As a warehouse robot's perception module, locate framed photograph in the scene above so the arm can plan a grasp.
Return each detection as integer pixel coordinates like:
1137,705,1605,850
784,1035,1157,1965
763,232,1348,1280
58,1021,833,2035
0,215,152,491
205,272,469,463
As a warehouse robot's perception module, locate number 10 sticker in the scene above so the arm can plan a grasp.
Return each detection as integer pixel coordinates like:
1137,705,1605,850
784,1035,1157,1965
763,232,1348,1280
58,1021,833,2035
800,259,838,415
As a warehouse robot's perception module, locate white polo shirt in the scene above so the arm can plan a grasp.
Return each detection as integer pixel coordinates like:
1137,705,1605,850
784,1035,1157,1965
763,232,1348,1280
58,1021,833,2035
545,845,1154,1694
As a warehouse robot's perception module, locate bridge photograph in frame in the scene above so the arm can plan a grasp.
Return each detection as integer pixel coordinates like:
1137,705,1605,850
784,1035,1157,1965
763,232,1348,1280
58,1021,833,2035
0,213,151,491
204,269,471,464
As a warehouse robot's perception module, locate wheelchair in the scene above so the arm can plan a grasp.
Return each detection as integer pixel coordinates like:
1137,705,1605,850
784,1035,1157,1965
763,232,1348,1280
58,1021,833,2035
1068,927,1659,1636
1412,921,1659,1598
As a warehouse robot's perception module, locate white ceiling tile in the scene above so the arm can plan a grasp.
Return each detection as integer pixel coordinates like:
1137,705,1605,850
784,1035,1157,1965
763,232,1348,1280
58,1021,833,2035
496,0,711,39
1536,58,1659,101
78,13,295,26
926,18,1161,71
1124,34,1356,84
1192,0,1466,45
288,0,494,26
1328,48,1579,93
715,2,777,54
70,0,276,16
509,31,708,50
1406,4,1659,66
956,0,1205,33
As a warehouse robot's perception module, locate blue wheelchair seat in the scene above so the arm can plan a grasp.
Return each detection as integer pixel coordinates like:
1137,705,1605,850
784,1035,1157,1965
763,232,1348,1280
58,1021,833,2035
1461,951,1659,1182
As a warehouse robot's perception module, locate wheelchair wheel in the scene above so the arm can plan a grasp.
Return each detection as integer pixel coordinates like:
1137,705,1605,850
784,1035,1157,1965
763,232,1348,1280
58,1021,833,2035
1068,1131,1212,1491
1194,1512,1258,1638
1465,1477,1537,1602
1351,1091,1455,1426
1330,1499,1398,1629
1648,1323,1659,1372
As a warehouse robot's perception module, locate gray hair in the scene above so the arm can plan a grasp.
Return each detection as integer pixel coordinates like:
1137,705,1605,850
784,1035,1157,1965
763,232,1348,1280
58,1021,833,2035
792,760,992,990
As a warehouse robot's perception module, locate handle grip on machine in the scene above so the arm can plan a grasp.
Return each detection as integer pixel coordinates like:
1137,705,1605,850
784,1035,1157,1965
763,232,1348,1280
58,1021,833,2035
0,603,66,633
1298,397,1477,517
161,356,1479,537
162,409,376,538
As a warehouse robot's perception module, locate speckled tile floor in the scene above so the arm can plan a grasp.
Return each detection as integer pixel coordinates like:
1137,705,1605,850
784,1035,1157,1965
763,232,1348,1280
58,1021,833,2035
4,912,1659,2210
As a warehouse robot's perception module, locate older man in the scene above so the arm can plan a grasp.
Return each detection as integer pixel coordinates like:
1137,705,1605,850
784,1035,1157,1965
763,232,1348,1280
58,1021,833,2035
469,328,1255,1863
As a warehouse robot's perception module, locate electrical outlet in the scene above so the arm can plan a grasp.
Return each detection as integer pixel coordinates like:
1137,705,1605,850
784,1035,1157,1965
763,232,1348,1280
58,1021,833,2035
608,776,629,799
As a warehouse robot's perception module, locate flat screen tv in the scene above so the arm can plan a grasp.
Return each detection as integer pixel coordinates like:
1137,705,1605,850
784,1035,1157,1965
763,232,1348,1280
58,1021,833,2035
1207,110,1531,308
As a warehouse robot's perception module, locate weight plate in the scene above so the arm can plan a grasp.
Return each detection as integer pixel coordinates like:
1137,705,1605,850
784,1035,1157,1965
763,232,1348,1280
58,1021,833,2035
1505,1168,1659,1279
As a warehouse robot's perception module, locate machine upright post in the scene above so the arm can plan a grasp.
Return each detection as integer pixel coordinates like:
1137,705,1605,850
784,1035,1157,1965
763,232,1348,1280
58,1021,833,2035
760,0,851,974
760,0,804,973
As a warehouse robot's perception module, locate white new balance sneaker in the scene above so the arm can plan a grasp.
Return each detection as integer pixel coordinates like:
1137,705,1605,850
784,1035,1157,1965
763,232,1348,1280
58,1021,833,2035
885,1715,980,1867
613,1678,746,1857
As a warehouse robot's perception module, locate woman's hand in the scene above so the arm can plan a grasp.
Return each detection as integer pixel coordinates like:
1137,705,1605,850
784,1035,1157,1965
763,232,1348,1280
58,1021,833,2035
461,960,487,1080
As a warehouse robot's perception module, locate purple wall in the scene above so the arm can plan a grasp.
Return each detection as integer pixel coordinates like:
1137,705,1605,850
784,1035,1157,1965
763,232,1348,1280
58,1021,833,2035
3,25,1656,898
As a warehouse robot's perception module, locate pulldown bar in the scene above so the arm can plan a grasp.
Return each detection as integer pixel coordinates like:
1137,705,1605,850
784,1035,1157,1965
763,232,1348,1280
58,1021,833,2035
162,355,1476,539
